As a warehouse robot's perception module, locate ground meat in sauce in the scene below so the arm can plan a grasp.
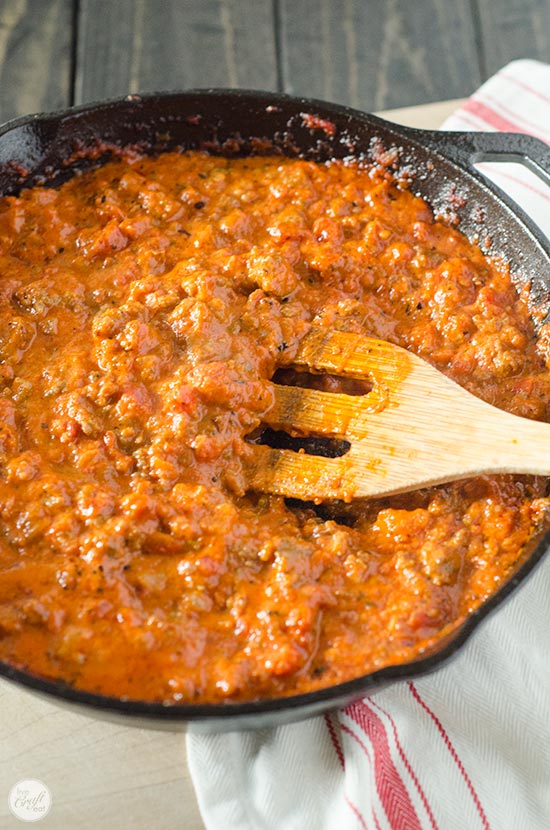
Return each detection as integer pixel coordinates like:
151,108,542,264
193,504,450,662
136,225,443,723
0,150,549,704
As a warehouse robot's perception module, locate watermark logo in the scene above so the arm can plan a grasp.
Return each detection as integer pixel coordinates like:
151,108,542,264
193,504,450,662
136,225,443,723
8,780,52,822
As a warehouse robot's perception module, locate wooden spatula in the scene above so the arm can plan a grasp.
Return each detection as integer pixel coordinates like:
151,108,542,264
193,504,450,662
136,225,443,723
246,328,550,501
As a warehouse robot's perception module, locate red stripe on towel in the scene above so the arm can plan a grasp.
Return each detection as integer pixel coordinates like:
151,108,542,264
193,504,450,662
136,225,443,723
326,714,371,828
408,683,491,830
462,99,548,144
340,723,378,829
481,93,550,141
369,698,440,830
325,713,345,770
501,71,550,106
448,112,489,132
346,700,422,829
346,797,370,830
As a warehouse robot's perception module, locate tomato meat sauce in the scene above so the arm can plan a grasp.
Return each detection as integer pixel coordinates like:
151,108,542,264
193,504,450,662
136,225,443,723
0,150,549,704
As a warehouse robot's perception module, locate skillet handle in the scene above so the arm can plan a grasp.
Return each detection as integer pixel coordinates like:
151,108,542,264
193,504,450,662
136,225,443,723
404,128,550,188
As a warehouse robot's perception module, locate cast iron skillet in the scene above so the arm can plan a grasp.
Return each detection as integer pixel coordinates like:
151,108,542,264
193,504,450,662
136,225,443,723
1,90,549,731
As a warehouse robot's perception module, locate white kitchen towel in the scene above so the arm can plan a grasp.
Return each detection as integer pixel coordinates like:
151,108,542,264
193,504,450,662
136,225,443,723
187,60,550,830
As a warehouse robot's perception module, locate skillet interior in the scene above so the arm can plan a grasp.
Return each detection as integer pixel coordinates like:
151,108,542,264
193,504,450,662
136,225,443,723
0,89,549,731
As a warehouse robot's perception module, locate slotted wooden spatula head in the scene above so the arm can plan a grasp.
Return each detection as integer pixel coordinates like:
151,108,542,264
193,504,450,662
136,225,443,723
246,329,550,502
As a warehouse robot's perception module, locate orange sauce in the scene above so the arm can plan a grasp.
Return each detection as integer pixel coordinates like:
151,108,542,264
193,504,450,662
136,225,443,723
0,150,548,703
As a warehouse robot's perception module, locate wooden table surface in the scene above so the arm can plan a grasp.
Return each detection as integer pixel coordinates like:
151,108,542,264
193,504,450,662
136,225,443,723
0,1,549,828
0,0,548,122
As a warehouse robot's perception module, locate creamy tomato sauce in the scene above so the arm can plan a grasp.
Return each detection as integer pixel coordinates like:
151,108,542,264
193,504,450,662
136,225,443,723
0,150,548,703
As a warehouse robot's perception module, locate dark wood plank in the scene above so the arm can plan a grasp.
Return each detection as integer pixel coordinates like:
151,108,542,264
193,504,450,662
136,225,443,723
0,0,73,121
277,0,482,111
475,0,550,78
75,0,278,104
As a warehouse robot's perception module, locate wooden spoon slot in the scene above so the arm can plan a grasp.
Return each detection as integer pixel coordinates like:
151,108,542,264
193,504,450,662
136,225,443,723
246,427,351,458
272,367,372,396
